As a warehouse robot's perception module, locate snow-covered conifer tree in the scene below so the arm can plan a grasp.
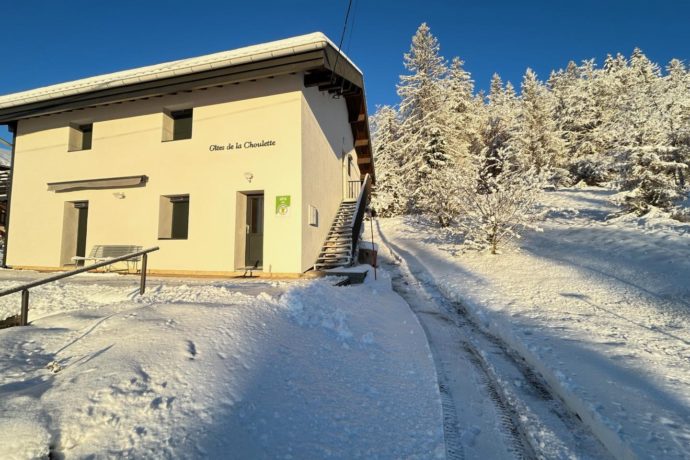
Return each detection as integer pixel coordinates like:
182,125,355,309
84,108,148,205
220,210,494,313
479,73,518,178
512,69,565,184
549,60,606,183
611,50,689,212
445,57,480,160
370,105,406,216
396,23,458,224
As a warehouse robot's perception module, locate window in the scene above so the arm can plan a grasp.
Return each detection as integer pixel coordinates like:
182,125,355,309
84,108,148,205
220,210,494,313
348,155,353,177
162,108,193,141
68,123,93,151
159,195,189,239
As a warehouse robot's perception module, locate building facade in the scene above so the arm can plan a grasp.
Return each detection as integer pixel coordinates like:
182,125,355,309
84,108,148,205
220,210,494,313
0,33,373,275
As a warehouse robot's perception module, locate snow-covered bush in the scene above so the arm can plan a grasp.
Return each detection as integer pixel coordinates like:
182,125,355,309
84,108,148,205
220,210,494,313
456,149,542,254
620,146,688,214
547,167,573,188
570,158,610,185
670,206,690,223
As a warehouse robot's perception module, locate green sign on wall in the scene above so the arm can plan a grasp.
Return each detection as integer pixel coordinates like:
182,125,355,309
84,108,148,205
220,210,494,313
275,195,291,216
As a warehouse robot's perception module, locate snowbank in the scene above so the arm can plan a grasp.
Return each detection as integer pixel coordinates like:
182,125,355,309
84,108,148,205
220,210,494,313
0,273,443,458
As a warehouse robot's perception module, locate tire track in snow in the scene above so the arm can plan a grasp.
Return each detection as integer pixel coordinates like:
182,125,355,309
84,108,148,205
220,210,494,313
383,246,533,459
461,343,532,460
438,380,465,460
388,263,533,460
377,221,611,460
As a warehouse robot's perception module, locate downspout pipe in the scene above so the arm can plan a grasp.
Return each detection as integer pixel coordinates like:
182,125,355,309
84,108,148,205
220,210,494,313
1,122,16,269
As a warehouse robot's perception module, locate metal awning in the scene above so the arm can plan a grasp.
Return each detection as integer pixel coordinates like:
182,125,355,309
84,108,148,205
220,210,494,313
47,175,148,192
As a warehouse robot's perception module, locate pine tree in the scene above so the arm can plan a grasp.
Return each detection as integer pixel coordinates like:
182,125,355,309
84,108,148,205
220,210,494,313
396,23,456,223
445,57,479,160
550,60,608,184
512,69,565,184
661,59,690,188
612,50,688,212
370,105,406,216
479,73,518,178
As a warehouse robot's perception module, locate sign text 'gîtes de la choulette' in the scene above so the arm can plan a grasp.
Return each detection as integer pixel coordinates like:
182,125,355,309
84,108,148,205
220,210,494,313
208,140,277,151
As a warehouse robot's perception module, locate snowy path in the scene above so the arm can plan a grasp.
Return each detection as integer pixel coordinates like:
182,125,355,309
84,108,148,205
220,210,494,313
377,224,611,460
378,187,690,459
0,276,444,458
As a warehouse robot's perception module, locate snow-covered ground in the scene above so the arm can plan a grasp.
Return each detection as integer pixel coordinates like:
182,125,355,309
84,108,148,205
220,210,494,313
378,186,690,459
0,273,444,458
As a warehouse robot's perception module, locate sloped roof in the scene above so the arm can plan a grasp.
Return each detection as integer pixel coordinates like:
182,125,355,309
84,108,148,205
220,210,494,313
0,32,360,111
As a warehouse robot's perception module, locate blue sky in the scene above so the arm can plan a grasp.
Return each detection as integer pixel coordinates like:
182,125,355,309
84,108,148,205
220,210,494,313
1,0,689,143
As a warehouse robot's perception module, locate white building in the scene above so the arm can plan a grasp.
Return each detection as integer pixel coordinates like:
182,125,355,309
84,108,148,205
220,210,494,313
0,33,374,276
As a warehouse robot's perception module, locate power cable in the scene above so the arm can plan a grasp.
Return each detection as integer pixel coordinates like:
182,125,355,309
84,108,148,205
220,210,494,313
345,0,359,54
330,0,354,91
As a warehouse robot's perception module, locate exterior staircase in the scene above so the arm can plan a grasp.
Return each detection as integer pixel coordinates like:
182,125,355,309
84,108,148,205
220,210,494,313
314,200,357,270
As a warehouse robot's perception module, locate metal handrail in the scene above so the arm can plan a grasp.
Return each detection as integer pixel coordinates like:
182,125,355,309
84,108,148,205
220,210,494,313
346,180,361,200
0,246,159,326
350,174,372,262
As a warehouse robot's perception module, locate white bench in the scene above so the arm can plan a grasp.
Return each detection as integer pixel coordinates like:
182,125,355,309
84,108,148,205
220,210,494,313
72,245,143,272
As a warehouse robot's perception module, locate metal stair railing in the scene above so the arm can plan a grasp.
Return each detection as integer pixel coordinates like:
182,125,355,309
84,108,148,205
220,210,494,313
0,246,159,326
350,174,372,263
346,180,361,201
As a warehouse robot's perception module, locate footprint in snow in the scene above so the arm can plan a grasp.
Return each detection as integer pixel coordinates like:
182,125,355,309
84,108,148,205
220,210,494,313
187,340,197,360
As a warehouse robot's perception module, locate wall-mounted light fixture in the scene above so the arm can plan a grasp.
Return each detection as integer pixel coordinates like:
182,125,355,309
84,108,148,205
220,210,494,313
113,192,126,199
244,172,254,183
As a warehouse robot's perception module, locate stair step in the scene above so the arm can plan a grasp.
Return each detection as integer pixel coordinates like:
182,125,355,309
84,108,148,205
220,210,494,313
315,264,350,270
318,259,350,264
319,248,352,256
317,256,350,262
319,252,350,257
313,198,362,270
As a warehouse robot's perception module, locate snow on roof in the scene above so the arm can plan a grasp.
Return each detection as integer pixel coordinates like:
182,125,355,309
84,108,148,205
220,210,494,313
0,32,361,111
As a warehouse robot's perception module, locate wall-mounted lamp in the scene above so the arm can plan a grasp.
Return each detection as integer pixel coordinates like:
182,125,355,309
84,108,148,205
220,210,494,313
244,172,254,183
113,192,126,199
